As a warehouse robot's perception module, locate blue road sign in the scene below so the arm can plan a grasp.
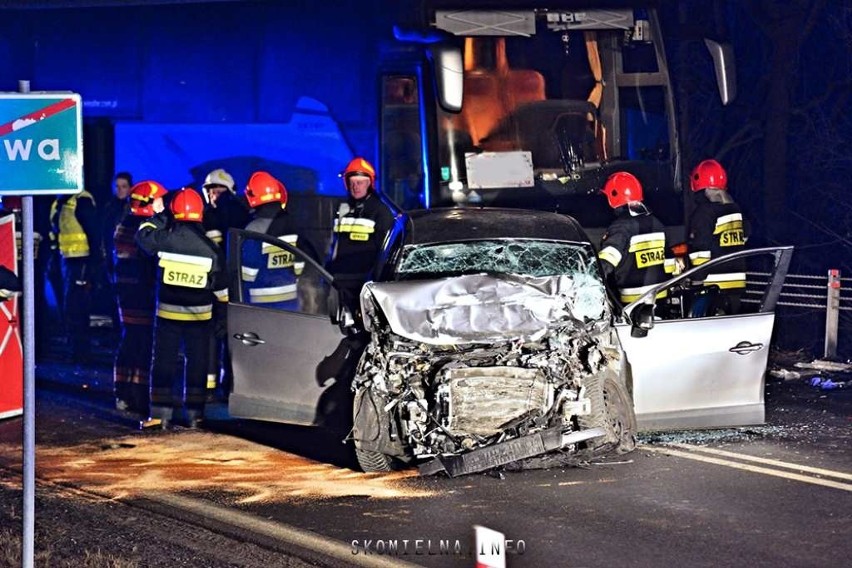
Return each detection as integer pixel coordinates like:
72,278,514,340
0,93,83,195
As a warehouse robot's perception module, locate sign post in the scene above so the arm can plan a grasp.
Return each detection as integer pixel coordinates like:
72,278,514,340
0,82,83,568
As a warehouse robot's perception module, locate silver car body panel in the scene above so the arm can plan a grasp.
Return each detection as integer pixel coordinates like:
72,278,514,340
228,303,342,426
227,221,792,437
361,272,607,345
617,313,773,429
617,246,792,431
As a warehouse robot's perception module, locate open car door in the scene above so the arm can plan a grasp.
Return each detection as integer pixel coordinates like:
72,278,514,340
226,229,354,430
616,246,793,430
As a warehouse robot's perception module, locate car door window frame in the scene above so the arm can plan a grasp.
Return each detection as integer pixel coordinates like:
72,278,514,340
621,246,793,326
227,228,335,305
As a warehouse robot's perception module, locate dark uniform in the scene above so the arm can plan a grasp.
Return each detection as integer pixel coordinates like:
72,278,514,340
102,194,130,330
326,193,395,315
598,204,674,304
136,209,228,427
687,192,748,314
50,191,99,361
203,191,250,247
113,212,156,413
201,188,247,397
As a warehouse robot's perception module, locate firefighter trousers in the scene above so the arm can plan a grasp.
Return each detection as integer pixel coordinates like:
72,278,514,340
149,317,212,419
114,322,153,413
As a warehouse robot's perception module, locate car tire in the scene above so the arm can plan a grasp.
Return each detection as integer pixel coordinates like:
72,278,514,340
355,448,395,472
578,370,637,455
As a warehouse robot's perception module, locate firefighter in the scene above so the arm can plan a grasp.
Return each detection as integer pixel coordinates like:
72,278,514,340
687,159,749,315
326,157,396,319
201,168,247,399
598,171,676,304
50,189,100,362
241,171,319,310
136,188,228,429
112,181,167,414
201,168,249,246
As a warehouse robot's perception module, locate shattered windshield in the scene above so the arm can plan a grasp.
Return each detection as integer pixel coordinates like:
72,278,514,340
396,239,600,280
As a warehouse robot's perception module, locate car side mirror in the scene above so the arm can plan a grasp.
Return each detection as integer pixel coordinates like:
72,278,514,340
630,303,655,338
705,39,737,105
338,305,355,331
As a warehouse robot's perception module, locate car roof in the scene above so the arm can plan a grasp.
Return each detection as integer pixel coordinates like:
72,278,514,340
403,207,592,246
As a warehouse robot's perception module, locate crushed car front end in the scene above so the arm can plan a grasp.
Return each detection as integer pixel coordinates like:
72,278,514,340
350,236,637,476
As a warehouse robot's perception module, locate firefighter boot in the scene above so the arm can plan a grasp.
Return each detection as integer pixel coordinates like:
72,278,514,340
141,406,173,430
183,408,204,430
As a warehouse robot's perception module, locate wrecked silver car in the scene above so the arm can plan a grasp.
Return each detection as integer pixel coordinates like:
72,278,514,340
352,211,635,475
226,208,792,477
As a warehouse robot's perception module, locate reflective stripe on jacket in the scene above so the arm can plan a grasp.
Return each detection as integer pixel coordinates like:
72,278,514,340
687,198,748,288
598,209,670,300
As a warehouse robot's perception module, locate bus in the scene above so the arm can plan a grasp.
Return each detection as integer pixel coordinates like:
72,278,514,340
376,1,734,241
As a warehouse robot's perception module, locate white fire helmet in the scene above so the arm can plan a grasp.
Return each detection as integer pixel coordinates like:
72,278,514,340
202,169,236,202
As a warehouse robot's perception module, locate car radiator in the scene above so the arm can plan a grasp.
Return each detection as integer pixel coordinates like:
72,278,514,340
437,366,551,437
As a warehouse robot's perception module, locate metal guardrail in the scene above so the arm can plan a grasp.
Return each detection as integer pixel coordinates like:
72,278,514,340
745,270,848,358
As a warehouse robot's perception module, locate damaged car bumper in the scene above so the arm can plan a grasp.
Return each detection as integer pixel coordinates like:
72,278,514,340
418,427,606,477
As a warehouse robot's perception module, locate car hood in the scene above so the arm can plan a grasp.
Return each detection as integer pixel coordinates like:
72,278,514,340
360,273,607,345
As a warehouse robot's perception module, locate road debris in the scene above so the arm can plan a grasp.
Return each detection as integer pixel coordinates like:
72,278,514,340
794,360,852,373
809,377,846,390
769,368,802,381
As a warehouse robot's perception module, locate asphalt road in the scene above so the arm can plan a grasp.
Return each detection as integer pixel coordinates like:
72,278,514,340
0,360,849,567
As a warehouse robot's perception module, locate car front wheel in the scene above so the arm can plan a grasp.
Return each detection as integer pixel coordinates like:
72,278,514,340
355,448,395,472
578,370,637,455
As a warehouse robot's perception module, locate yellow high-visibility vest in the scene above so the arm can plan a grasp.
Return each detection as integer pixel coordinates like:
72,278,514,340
55,191,95,258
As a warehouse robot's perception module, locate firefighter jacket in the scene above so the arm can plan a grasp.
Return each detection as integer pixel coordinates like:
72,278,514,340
326,192,395,285
50,191,98,261
136,214,228,322
203,192,250,246
687,196,748,290
113,213,156,326
598,205,676,303
241,205,318,309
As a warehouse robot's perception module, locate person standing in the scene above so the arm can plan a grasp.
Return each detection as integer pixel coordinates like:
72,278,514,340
103,173,133,280
240,171,319,310
136,188,228,429
49,189,100,362
201,168,249,246
687,159,749,315
598,171,675,304
200,168,248,398
113,181,167,414
102,172,133,332
325,157,396,318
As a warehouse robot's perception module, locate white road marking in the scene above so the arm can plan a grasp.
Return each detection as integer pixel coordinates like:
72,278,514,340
642,446,852,492
148,492,426,568
667,443,852,481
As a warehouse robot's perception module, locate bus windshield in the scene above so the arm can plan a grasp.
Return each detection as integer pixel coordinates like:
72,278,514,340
378,8,683,232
